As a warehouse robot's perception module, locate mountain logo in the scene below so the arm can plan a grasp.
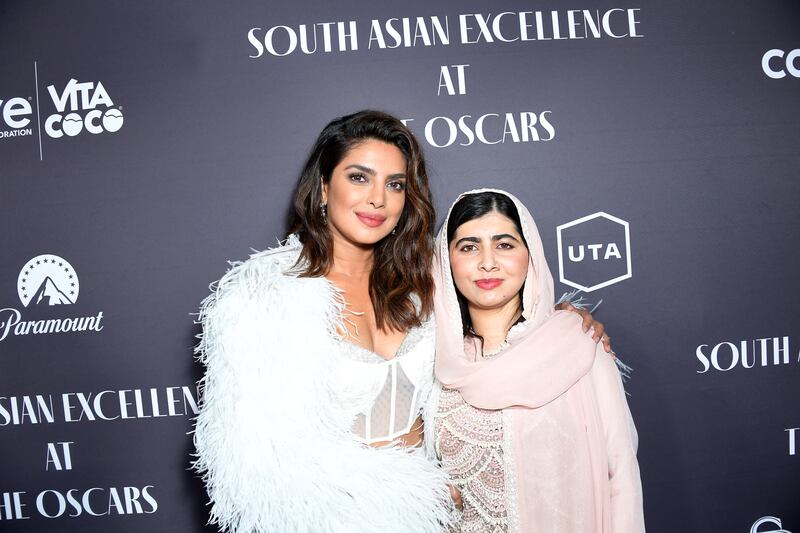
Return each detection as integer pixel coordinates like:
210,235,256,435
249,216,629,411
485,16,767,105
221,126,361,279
17,254,80,307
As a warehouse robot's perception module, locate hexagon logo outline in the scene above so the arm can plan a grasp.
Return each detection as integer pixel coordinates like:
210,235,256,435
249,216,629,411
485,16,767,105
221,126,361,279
556,212,632,292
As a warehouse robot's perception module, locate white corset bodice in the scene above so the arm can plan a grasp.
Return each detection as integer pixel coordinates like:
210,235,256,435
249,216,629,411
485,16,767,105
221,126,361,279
332,317,435,445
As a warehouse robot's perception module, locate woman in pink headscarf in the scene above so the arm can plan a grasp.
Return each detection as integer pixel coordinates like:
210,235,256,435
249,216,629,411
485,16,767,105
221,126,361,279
430,189,644,532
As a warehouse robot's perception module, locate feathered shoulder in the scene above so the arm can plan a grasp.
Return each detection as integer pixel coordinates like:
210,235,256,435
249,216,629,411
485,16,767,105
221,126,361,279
203,235,304,301
195,234,339,361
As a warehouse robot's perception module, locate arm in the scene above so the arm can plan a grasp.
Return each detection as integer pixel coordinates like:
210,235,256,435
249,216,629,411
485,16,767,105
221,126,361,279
590,345,645,532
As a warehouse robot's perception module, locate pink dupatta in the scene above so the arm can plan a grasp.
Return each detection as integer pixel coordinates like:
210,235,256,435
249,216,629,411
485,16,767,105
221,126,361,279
433,188,596,409
433,189,644,532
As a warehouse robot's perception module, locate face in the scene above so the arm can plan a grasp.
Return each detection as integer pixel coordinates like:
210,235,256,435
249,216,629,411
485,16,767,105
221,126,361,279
449,211,529,313
321,139,407,247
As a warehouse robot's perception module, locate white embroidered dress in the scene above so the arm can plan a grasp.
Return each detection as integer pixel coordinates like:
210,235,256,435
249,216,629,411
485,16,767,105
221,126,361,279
436,386,508,532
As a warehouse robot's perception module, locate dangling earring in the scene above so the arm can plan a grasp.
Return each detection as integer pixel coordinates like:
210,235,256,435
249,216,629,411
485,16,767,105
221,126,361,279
320,203,328,225
391,227,397,235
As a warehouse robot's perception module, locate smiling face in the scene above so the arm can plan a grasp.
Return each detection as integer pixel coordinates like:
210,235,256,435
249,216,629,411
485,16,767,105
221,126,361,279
321,139,407,247
449,211,530,314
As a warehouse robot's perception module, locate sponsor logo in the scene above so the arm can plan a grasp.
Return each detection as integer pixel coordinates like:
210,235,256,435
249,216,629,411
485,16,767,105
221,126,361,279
695,336,797,373
0,96,34,138
556,212,631,292
762,49,800,79
0,62,123,159
752,516,791,533
0,254,104,342
43,79,123,138
17,254,79,307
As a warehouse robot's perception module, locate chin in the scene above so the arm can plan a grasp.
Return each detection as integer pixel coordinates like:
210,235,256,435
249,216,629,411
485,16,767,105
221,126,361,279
348,229,392,246
472,294,513,310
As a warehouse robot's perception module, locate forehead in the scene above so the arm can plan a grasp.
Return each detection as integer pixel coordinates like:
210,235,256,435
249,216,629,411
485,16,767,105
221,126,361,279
338,139,406,171
452,211,521,239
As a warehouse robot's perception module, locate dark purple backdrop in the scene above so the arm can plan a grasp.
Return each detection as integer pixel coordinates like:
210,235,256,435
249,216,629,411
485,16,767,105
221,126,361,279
1,1,798,531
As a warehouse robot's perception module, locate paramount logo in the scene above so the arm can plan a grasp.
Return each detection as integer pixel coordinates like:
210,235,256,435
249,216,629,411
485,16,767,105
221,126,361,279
0,254,104,342
28,276,74,306
17,254,80,307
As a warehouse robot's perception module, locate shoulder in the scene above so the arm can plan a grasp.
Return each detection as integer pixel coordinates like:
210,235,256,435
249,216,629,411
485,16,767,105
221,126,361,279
209,235,331,300
196,236,342,359
214,235,302,290
542,310,597,354
589,343,627,395
200,235,330,319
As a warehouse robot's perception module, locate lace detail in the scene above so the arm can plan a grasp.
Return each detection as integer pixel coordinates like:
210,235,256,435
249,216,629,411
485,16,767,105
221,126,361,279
436,388,508,533
332,318,435,444
335,320,426,363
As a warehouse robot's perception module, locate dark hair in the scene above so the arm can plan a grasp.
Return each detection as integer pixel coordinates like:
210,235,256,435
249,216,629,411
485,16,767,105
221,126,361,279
446,191,528,338
288,110,435,331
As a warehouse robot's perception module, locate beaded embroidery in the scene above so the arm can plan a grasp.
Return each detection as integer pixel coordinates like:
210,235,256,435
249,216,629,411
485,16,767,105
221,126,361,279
436,388,508,532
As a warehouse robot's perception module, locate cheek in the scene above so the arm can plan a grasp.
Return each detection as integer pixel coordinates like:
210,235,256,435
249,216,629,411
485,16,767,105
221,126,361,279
506,254,529,287
389,193,406,218
328,182,356,210
449,257,474,292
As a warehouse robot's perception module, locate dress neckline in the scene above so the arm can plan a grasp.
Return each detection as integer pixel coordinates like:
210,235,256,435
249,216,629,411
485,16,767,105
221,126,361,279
324,277,427,363
337,329,414,363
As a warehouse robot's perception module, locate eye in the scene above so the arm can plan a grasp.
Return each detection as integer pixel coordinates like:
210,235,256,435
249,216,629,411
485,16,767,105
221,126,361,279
348,173,368,183
387,180,406,192
497,242,514,250
458,244,478,253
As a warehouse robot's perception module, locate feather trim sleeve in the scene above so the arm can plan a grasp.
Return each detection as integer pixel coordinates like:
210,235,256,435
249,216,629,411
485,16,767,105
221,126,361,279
192,242,454,533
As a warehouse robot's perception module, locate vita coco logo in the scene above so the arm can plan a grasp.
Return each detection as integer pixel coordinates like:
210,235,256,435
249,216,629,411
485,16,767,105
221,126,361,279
0,254,104,342
762,48,799,79
0,63,124,159
44,79,123,138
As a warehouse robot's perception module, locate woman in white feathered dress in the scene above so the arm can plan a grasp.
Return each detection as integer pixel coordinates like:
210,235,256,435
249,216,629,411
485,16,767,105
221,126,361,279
192,111,608,533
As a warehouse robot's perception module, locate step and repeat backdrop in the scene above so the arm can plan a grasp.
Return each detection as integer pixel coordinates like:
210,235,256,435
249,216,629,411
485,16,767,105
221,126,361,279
1,1,798,531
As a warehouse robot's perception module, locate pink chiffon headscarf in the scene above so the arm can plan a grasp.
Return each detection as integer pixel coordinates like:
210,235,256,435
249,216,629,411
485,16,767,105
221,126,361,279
433,188,597,409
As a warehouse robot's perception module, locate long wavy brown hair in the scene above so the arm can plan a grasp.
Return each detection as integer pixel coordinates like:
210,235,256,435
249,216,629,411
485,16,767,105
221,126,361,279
288,110,435,331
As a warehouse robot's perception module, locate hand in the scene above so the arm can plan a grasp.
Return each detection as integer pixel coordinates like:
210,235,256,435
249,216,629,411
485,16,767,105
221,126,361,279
556,302,613,354
448,484,463,511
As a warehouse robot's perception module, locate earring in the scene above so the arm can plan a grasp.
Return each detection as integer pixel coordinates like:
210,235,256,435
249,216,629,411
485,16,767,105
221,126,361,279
391,227,397,235
320,203,328,225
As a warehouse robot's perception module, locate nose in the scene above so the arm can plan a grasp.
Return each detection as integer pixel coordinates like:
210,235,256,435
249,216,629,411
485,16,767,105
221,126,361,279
367,181,386,209
478,247,498,272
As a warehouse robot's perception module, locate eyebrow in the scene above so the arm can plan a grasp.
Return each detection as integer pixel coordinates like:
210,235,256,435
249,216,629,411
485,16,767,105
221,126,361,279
453,233,520,248
345,164,375,175
344,164,406,180
492,233,520,242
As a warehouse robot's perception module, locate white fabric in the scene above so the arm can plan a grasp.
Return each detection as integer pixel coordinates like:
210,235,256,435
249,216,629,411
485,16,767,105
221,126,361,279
192,236,454,533
334,317,434,444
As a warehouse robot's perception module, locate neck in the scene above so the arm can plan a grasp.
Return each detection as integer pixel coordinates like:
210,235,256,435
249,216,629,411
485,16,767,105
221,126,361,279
327,232,375,282
468,298,521,352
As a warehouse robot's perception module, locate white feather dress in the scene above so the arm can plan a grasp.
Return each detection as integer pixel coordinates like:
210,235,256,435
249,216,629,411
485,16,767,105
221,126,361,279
192,236,454,533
